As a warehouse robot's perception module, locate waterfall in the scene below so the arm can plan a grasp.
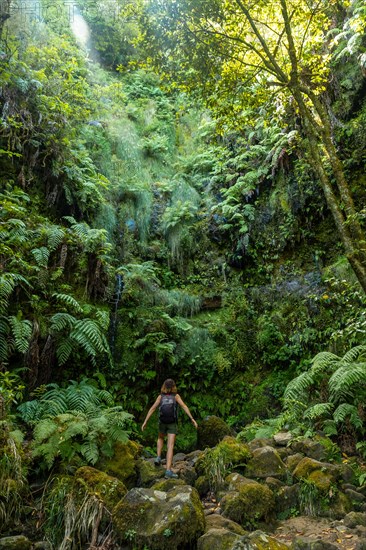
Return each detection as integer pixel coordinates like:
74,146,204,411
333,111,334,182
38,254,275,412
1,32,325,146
69,4,100,63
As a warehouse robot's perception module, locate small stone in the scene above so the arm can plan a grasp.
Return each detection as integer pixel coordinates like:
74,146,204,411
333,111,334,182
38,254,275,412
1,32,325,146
273,432,293,446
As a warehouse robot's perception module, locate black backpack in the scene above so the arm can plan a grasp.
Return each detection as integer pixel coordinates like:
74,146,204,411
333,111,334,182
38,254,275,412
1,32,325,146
159,393,178,423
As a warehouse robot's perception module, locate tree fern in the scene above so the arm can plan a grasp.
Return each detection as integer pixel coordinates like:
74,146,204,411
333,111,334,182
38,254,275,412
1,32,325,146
303,403,333,421
333,404,363,430
329,363,366,404
341,345,366,364
284,345,366,438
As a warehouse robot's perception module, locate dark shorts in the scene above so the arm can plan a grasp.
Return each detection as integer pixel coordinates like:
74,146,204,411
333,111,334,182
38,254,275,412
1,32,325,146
158,422,178,435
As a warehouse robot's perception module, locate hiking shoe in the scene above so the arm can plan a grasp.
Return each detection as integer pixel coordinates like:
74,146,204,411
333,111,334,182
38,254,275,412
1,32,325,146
164,469,178,479
154,456,162,466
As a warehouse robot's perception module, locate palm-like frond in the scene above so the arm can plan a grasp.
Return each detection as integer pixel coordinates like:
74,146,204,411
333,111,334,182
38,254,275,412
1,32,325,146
333,403,363,430
342,345,366,364
8,316,32,353
52,293,83,314
310,351,339,376
303,402,333,420
50,313,76,333
283,370,313,406
329,363,366,404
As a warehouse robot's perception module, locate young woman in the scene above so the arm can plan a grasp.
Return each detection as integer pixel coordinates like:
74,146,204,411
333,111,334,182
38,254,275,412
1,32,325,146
141,378,198,478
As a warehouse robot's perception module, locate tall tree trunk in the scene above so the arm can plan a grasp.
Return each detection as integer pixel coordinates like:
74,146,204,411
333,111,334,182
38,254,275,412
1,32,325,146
294,91,366,292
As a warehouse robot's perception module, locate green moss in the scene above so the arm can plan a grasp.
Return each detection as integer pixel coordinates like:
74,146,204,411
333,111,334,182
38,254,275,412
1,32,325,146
97,440,142,488
197,416,235,449
137,459,164,487
113,485,205,549
75,466,127,510
307,470,333,492
221,482,275,528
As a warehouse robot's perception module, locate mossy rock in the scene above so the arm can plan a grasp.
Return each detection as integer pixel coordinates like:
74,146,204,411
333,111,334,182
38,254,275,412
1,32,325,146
307,470,333,492
196,437,251,478
151,478,186,491
343,511,366,528
197,528,242,550
0,536,31,549
226,473,257,491
197,416,235,449
292,458,338,484
195,475,210,497
242,530,291,549
75,466,127,511
290,439,326,461
112,485,205,549
136,459,164,487
327,491,352,519
220,481,275,528
245,446,287,480
97,440,142,488
205,513,246,535
285,453,304,473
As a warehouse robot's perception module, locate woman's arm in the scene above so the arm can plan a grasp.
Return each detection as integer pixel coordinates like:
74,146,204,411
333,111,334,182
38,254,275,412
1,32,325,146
141,395,161,431
176,394,198,429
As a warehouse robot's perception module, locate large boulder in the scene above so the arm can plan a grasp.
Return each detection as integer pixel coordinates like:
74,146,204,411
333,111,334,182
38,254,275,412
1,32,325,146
197,528,242,550
245,446,287,479
75,466,127,510
290,439,326,461
0,536,31,549
205,513,246,535
292,458,338,483
112,484,205,549
97,440,142,488
220,479,275,528
197,416,235,449
136,459,164,487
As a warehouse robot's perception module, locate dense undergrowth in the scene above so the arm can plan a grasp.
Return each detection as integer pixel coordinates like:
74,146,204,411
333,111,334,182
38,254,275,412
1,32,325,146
0,0,366,543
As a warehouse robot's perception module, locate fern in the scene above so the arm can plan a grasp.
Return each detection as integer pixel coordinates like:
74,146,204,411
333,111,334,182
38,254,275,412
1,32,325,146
8,316,32,354
303,403,333,421
333,404,363,430
52,293,83,313
31,247,50,268
50,313,76,333
329,363,366,404
47,226,65,251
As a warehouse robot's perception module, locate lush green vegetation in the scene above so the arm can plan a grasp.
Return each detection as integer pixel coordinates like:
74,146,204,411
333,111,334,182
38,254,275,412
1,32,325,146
0,0,366,542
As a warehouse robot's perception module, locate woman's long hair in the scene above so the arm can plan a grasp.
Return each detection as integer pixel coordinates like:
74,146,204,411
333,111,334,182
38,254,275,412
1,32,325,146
161,378,177,394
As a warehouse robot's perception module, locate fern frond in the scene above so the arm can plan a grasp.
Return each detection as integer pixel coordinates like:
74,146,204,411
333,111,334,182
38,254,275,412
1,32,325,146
8,316,32,353
72,320,107,354
0,274,31,314
342,345,366,364
61,416,89,440
56,337,74,365
80,440,99,465
50,313,76,333
31,247,50,268
329,363,366,403
283,370,313,406
52,294,83,314
303,403,333,420
47,226,65,251
18,400,43,423
33,418,58,443
333,403,363,430
311,351,339,376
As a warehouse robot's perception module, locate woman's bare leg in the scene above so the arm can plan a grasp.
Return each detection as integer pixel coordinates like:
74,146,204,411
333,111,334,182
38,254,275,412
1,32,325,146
157,433,164,459
166,433,176,470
